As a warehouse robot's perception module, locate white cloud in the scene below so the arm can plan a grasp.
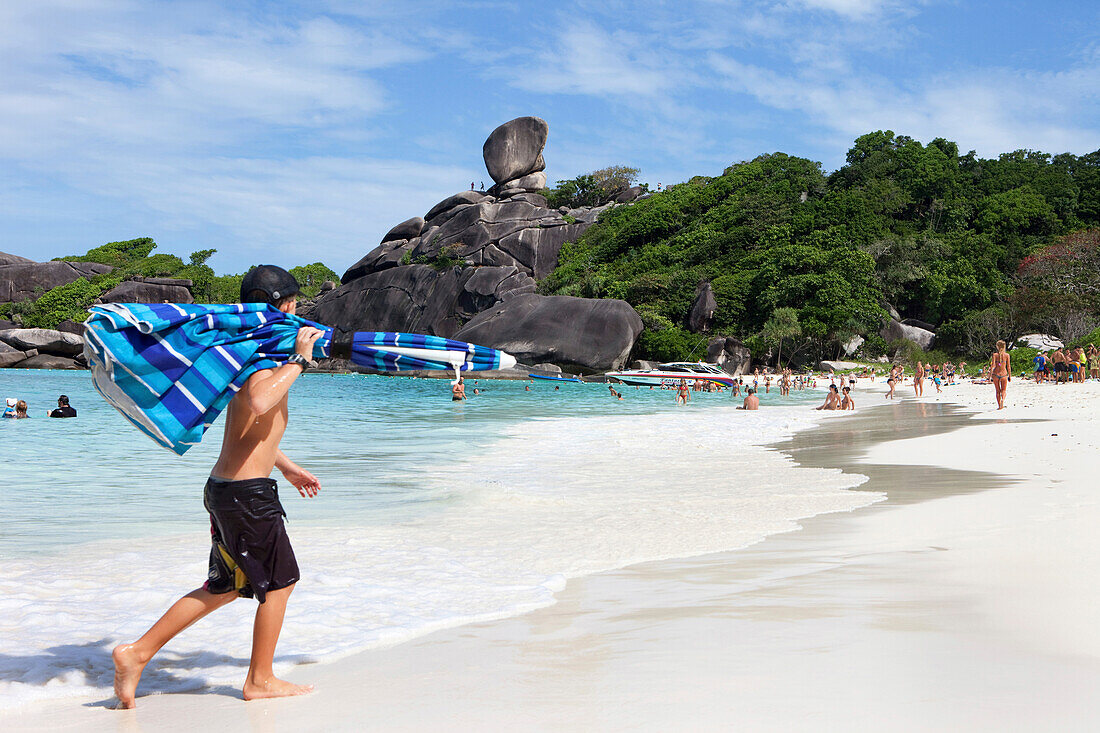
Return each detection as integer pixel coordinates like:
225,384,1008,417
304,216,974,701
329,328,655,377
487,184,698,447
792,0,891,18
0,6,423,160
708,53,1100,159
0,1,456,270
504,21,676,97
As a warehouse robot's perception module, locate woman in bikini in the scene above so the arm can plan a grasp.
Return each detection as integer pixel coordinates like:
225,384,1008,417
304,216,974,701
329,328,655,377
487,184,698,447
676,378,690,405
990,339,1011,410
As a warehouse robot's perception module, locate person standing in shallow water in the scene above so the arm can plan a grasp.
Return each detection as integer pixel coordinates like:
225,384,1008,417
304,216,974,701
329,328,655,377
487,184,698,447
112,266,324,708
990,339,1011,410
675,378,691,404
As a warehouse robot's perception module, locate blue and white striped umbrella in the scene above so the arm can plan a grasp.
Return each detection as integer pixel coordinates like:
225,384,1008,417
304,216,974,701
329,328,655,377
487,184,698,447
83,302,516,455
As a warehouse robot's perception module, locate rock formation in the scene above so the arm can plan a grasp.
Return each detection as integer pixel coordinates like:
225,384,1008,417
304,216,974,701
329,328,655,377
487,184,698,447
687,282,716,333
12,353,82,369
312,264,536,336
0,327,84,368
0,328,84,356
0,260,114,303
706,337,752,375
841,335,865,357
0,341,35,368
880,318,936,350
615,185,646,203
102,278,194,304
900,317,936,333
482,117,548,186
381,217,426,244
452,294,643,372
0,251,34,266
314,116,646,372
0,257,201,368
818,360,864,372
1017,333,1063,350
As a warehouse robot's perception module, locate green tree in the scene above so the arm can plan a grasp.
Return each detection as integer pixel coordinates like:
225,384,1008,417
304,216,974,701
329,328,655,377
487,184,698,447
188,249,216,267
59,237,157,267
543,165,643,209
760,307,801,367
590,165,641,199
289,262,339,297
544,174,601,208
21,274,122,329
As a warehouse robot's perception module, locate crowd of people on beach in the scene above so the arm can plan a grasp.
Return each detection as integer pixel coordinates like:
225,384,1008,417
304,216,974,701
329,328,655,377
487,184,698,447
426,335,1100,418
492,339,1100,414
1027,345,1097,384
2,394,77,419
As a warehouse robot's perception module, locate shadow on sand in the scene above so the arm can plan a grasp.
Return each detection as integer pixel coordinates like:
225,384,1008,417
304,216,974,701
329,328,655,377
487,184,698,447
0,637,314,707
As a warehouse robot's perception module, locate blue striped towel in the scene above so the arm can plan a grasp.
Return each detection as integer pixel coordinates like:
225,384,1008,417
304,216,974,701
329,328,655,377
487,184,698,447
83,302,515,455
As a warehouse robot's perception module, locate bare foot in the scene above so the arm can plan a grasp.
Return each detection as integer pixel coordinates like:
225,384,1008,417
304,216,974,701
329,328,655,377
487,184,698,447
112,644,148,709
242,676,315,701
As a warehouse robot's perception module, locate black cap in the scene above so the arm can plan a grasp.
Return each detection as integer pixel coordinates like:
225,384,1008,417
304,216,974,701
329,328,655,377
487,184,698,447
241,265,300,305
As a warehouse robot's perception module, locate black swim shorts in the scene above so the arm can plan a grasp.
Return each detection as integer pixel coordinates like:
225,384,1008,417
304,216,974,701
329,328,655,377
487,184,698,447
203,477,300,603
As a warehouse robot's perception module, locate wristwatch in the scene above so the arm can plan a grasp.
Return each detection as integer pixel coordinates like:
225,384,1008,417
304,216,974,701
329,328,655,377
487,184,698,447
286,353,311,370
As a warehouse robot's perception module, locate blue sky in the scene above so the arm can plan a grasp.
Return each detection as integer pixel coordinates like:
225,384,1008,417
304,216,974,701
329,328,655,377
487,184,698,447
2,0,1098,274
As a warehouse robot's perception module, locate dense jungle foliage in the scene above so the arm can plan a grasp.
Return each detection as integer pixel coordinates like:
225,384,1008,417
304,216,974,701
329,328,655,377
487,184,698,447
2,237,336,329
540,131,1100,364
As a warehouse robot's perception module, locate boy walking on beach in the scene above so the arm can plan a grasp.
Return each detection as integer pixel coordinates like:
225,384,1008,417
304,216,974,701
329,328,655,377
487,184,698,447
112,266,324,708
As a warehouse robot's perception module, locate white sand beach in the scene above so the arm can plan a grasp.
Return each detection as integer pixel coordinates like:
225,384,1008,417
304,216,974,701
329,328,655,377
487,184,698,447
7,377,1100,732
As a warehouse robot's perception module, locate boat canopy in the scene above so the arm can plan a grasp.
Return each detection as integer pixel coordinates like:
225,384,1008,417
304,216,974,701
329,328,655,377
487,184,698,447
659,362,725,374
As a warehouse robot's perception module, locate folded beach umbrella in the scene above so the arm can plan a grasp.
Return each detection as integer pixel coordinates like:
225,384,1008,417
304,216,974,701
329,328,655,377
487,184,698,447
83,302,516,455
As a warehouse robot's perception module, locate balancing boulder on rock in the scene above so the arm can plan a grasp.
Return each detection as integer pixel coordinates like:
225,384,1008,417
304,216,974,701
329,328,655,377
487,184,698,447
482,116,548,184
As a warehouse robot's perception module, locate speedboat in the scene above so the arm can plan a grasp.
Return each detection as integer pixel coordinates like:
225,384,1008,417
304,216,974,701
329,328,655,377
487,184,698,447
604,361,736,387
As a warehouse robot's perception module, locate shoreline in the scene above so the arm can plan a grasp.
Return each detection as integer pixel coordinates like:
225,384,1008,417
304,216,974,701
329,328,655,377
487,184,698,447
7,381,1100,730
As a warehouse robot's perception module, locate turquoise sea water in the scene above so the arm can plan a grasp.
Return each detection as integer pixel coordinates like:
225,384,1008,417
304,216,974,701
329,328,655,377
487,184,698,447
0,368,869,710
0,369,821,556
